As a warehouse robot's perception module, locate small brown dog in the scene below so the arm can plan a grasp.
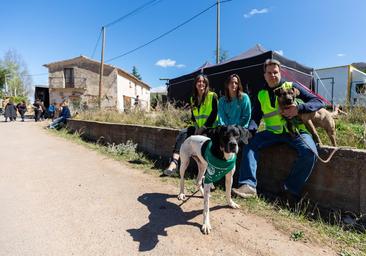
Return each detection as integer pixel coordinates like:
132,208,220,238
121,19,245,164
274,86,337,146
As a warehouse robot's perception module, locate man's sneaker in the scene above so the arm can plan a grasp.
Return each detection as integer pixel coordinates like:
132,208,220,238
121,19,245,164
232,184,257,198
163,168,177,176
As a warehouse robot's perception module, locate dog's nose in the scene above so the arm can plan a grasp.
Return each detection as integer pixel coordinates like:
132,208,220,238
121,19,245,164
229,141,237,152
285,98,293,105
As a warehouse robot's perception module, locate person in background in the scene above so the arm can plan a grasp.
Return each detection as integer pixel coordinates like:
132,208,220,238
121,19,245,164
232,59,325,203
48,100,71,129
134,95,141,110
4,99,17,122
218,74,251,128
48,102,56,121
0,98,3,114
16,100,27,122
33,99,42,122
40,100,46,120
164,74,218,176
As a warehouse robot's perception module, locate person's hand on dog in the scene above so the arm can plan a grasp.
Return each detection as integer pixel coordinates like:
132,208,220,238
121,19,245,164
281,104,298,119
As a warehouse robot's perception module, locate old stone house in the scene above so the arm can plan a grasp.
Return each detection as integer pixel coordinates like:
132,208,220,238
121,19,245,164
44,56,151,111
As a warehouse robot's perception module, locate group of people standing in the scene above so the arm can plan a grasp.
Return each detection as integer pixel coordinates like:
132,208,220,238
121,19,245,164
2,98,70,128
3,99,27,122
164,58,325,203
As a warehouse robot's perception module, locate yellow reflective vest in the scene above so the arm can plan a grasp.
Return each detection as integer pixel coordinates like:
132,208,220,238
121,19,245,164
190,91,218,128
258,82,308,134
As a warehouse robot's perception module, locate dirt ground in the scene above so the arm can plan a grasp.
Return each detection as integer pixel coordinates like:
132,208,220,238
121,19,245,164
0,117,337,256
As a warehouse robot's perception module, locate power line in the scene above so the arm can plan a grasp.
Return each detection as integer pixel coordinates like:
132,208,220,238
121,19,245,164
104,0,162,28
91,0,163,59
106,1,225,62
22,73,48,77
91,30,102,59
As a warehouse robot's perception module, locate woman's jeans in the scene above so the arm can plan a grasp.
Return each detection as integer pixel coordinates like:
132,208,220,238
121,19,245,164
238,130,317,196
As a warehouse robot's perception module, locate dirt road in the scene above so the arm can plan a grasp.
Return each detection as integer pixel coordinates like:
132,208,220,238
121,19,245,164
0,118,336,256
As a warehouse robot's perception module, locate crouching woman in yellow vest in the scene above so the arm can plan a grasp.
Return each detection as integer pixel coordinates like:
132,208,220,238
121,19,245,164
164,74,218,176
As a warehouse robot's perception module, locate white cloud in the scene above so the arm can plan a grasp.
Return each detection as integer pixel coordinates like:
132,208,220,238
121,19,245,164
275,50,284,56
337,53,346,57
155,58,185,68
244,8,269,18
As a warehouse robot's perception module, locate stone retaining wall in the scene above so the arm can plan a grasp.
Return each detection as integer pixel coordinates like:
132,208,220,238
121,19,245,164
67,119,366,215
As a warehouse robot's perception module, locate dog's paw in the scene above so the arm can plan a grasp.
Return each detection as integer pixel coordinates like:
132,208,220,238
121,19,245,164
198,186,204,196
228,200,240,209
201,223,212,235
177,193,186,201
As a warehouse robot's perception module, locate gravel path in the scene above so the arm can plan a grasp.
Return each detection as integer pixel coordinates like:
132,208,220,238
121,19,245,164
0,118,337,256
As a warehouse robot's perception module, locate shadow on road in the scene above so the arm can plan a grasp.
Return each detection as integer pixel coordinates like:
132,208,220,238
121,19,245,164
126,192,226,252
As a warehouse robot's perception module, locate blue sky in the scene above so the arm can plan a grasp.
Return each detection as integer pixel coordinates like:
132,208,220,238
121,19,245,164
1,0,365,91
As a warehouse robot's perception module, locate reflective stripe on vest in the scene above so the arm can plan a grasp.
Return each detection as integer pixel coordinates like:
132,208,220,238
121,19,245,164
258,88,287,134
191,91,218,128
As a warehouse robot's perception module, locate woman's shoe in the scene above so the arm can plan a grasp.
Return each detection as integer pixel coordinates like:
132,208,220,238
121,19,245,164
163,158,179,176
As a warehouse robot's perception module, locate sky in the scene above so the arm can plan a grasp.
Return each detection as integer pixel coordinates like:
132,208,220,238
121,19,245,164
1,0,366,92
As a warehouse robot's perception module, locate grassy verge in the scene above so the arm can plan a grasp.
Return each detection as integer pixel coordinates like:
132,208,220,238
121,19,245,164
48,128,365,256
75,105,366,149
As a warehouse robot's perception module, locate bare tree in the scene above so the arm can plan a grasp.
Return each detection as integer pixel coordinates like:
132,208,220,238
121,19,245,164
213,47,229,63
0,49,32,97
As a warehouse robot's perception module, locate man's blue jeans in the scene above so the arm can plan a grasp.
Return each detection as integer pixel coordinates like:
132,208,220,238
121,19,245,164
49,117,65,129
238,130,317,196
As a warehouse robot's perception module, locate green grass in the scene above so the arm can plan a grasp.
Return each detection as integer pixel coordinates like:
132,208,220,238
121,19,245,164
75,103,191,129
318,107,366,149
48,128,366,256
75,105,366,149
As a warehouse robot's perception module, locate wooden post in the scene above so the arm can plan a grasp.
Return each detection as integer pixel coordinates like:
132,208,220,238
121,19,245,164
98,26,106,108
216,0,220,64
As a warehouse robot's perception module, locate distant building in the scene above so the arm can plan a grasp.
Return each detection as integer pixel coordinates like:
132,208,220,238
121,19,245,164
314,65,366,107
44,56,151,111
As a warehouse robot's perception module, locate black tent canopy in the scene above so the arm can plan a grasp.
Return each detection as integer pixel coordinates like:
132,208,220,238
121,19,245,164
167,45,314,105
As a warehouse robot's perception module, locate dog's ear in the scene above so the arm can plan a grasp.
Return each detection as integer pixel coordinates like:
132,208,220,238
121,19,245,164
273,87,281,97
235,125,252,145
204,126,222,141
293,88,300,97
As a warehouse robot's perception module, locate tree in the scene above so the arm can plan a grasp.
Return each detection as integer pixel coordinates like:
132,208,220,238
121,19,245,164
0,66,7,90
131,66,142,80
0,49,32,97
213,47,229,63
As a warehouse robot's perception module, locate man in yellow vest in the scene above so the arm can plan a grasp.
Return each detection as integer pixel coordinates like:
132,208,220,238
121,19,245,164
232,59,325,203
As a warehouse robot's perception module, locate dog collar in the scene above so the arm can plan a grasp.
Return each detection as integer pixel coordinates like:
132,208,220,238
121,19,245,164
203,141,236,184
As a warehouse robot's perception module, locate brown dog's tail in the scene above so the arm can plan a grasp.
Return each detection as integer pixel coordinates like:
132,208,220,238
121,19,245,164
331,105,348,119
297,131,340,163
316,147,340,164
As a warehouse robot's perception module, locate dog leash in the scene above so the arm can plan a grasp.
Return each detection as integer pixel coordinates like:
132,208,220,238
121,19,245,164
295,129,339,164
178,189,200,207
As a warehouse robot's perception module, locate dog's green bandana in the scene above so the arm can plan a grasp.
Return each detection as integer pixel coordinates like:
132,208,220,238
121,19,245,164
203,140,236,184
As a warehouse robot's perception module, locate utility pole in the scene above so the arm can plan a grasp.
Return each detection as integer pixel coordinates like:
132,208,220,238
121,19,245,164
216,0,220,64
98,26,106,108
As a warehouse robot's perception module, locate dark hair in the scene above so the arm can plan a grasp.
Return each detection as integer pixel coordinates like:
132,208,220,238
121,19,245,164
224,74,243,101
192,74,210,107
263,59,281,72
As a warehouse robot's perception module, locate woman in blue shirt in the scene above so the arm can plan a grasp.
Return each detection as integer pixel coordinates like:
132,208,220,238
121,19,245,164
218,74,251,128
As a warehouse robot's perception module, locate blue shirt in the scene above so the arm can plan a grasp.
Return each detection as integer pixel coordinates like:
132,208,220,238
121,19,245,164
218,92,251,128
48,105,55,112
60,106,71,121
